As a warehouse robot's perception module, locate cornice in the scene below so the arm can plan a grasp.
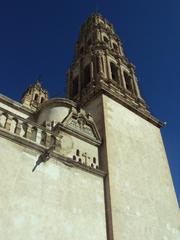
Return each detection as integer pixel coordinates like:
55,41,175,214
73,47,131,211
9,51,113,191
0,127,106,178
80,83,164,128
0,94,33,115
0,104,101,147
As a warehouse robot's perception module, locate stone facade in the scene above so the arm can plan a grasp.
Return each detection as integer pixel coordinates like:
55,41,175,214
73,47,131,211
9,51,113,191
85,94,180,240
0,13,179,240
0,93,107,240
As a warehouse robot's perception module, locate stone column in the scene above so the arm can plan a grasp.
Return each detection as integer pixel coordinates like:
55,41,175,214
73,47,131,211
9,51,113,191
116,66,122,87
45,132,52,147
99,55,104,76
14,119,22,135
25,124,32,139
105,52,110,81
0,112,7,128
101,54,107,78
36,128,43,144
120,67,127,90
4,115,13,131
130,67,142,98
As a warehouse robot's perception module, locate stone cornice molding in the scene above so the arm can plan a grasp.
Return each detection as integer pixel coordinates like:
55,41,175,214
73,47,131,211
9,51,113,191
38,98,77,112
0,104,101,146
0,127,106,177
80,83,164,128
0,94,33,115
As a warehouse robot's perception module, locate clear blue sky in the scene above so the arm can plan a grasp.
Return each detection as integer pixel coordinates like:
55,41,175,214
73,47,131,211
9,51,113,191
0,0,179,206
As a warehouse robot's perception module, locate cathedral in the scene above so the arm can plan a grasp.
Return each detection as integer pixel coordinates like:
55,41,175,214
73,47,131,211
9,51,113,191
0,13,179,240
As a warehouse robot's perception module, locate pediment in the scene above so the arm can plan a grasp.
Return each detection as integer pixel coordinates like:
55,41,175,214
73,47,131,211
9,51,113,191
62,107,101,142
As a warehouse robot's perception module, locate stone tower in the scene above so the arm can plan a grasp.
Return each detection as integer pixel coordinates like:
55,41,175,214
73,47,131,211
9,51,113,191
21,80,48,111
67,13,180,240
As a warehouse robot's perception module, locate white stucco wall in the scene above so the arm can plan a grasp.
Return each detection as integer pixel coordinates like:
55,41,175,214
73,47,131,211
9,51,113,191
0,136,107,240
86,94,180,240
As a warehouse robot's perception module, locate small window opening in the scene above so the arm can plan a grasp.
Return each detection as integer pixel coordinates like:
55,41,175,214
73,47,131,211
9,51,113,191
73,155,76,161
41,97,44,103
93,157,96,164
80,47,84,54
113,43,118,50
72,76,79,96
104,36,109,43
96,56,100,73
79,158,81,163
31,127,37,141
124,72,133,92
76,149,80,156
34,94,38,101
83,64,91,87
110,62,118,82
87,38,92,46
91,163,94,168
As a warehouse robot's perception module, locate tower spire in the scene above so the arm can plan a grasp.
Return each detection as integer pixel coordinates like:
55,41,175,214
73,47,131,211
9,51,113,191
67,13,149,118
21,79,48,111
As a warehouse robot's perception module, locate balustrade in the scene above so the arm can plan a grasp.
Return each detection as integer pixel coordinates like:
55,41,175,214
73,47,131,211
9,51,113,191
0,109,99,169
0,110,59,150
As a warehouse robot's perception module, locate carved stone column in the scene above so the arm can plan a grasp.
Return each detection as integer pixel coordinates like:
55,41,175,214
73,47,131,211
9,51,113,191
35,128,42,144
105,52,110,82
0,113,7,128
25,124,32,139
15,120,23,136
45,132,52,147
99,54,104,76
5,115,13,131
101,54,107,78
120,66,127,91
130,67,142,99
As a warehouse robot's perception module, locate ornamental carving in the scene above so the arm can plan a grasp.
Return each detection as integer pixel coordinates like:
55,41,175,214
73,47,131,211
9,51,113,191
62,107,101,141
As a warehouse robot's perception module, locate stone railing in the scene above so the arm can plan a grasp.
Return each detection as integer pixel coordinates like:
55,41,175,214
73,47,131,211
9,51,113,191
0,108,101,172
0,108,61,152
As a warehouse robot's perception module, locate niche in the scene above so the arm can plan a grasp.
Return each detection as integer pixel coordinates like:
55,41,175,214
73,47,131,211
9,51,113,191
124,71,133,92
83,64,91,87
110,62,118,82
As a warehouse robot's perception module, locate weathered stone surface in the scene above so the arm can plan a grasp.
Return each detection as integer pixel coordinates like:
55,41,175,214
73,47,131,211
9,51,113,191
86,94,180,240
0,137,107,240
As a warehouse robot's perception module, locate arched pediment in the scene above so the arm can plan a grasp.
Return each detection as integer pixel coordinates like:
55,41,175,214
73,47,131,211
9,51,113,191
62,107,101,142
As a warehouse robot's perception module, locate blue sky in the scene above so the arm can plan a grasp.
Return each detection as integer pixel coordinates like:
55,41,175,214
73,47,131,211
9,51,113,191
0,0,179,206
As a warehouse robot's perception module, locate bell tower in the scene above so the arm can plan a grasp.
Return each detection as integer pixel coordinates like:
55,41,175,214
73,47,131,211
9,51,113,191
21,80,48,111
67,13,180,240
67,13,151,120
